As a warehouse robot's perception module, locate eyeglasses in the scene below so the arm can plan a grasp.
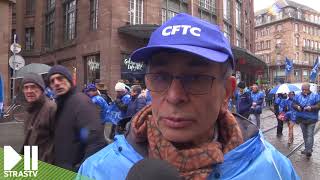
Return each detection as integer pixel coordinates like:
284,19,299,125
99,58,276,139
145,73,216,95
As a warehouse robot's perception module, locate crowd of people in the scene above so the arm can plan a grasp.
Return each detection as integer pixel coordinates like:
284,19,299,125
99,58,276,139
17,13,320,179
20,65,153,171
231,82,319,157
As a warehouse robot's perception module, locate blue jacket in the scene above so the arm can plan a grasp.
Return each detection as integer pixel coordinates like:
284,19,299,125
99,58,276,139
145,90,152,105
293,92,319,122
125,95,147,118
235,91,252,117
78,118,299,180
250,91,264,114
91,95,109,121
279,98,288,113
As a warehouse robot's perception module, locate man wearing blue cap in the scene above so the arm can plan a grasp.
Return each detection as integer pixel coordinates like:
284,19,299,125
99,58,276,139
78,14,299,180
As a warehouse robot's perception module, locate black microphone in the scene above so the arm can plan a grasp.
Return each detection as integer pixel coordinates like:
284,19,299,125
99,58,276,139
126,158,181,180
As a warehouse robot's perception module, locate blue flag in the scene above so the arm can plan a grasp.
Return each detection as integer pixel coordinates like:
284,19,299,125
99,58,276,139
310,57,319,82
285,57,293,75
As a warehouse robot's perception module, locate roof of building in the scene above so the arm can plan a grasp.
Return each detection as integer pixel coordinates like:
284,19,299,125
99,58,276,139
255,0,319,16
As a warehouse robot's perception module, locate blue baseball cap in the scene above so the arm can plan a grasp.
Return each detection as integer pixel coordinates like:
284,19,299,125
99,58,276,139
130,13,234,68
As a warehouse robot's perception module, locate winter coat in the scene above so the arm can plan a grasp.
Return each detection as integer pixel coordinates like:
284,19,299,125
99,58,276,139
235,91,252,118
91,95,109,121
250,91,264,114
77,114,299,180
54,88,106,171
279,98,288,113
21,95,56,163
285,98,296,122
292,92,319,122
125,95,147,118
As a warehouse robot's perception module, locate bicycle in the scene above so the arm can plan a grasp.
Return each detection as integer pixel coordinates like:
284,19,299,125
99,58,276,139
0,97,25,122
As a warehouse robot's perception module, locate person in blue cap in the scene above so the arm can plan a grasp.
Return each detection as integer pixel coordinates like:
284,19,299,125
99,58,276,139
84,83,109,122
77,13,299,180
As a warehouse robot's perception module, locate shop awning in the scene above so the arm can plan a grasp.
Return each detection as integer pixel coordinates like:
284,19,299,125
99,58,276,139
232,47,266,67
118,24,160,39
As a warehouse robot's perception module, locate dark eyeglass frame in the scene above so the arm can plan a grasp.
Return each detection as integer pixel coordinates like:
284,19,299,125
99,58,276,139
145,73,216,95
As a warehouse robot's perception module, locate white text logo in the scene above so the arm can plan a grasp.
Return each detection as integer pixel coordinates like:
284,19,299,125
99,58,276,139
162,25,201,37
3,146,38,178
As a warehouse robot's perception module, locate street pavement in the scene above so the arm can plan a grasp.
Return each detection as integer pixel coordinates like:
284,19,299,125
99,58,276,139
0,121,24,152
260,107,320,180
0,108,319,179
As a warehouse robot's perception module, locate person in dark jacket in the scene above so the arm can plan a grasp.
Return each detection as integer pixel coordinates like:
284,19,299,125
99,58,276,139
274,93,283,137
125,85,147,118
21,73,56,164
96,82,112,105
48,65,106,171
235,82,252,118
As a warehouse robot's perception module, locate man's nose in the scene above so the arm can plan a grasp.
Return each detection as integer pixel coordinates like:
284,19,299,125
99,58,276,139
166,79,188,104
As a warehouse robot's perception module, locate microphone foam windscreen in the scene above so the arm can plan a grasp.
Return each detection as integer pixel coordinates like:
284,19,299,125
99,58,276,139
126,158,181,180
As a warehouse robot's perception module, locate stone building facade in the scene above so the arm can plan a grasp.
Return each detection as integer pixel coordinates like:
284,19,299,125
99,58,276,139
0,0,15,104
255,0,320,85
11,0,260,97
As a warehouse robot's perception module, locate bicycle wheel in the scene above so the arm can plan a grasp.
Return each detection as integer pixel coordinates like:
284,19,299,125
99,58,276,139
12,105,26,122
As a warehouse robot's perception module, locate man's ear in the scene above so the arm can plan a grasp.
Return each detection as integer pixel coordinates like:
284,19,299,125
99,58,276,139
221,76,236,112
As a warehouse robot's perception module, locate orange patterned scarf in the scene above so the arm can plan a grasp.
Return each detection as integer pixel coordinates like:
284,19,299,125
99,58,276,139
131,105,244,179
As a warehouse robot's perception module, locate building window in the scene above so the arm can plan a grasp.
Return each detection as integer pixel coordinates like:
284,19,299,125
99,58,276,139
276,39,281,48
64,0,77,41
266,27,270,35
84,54,100,85
45,0,55,48
295,37,299,46
162,0,188,24
255,42,259,51
223,0,231,21
90,0,99,30
303,39,306,47
307,39,310,47
121,54,146,86
223,22,231,41
198,0,216,24
266,40,271,49
276,24,282,31
129,0,143,25
294,23,298,32
199,10,216,24
315,41,318,50
311,40,314,49
303,25,306,32
236,32,242,47
26,0,35,15
295,52,299,61
235,1,241,30
199,0,215,12
25,27,34,51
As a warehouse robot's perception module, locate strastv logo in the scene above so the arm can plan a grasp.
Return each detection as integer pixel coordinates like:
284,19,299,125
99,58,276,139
3,146,38,178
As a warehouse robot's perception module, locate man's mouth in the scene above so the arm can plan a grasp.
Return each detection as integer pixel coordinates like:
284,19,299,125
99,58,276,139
162,117,194,128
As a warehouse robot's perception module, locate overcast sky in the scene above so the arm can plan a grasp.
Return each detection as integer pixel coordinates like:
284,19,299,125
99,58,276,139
254,0,320,12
